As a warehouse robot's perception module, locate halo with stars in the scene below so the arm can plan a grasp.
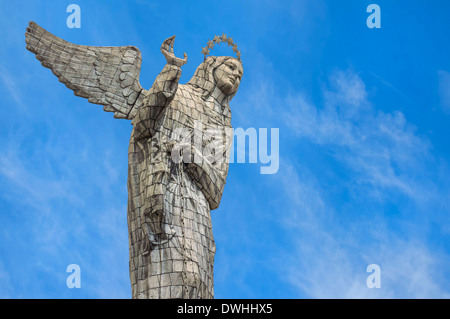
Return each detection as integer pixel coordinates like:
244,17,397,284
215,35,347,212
201,33,241,61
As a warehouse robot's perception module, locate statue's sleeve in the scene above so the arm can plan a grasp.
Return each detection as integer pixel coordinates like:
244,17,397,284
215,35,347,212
185,149,229,210
132,63,182,140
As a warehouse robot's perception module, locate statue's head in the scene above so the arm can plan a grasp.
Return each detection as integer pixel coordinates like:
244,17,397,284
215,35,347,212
187,56,244,100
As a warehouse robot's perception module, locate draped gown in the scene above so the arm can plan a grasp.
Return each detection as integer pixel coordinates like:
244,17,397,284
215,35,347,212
24,21,238,299
127,60,232,299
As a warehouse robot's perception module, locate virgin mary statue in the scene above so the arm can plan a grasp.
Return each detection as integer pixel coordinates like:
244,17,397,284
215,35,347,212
25,22,243,299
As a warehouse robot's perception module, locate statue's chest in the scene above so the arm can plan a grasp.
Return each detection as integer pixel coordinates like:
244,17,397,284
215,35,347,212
169,89,225,130
161,90,231,152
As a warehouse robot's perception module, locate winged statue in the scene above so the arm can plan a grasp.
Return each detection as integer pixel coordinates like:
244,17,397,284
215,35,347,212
25,21,243,299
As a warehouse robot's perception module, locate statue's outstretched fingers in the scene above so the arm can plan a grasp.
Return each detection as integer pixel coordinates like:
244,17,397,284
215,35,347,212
170,37,175,53
160,35,187,67
161,35,176,55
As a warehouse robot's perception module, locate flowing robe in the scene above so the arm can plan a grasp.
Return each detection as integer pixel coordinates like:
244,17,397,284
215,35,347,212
23,22,238,299
127,63,232,299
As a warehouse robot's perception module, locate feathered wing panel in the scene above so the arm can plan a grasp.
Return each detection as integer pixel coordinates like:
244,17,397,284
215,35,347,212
25,21,147,119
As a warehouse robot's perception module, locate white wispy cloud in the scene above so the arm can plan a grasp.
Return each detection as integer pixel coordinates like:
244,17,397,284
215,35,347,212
255,68,450,298
283,69,433,202
0,113,130,297
0,66,28,112
438,70,450,114
0,261,13,298
274,161,449,298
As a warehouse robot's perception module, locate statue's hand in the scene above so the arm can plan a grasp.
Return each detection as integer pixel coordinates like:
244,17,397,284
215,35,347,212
167,141,201,165
161,36,187,67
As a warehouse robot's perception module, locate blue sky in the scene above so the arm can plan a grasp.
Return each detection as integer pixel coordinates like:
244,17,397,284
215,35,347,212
1,0,450,298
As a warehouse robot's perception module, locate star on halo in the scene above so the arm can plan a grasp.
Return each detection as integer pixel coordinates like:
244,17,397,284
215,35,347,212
220,33,227,43
201,46,210,55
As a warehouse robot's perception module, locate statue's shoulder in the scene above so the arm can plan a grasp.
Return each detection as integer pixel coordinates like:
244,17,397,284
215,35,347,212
171,84,195,103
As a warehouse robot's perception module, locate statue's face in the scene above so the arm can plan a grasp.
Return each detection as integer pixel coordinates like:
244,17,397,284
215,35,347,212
214,58,243,96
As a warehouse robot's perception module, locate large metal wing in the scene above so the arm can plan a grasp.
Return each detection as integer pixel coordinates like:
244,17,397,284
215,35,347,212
25,21,147,120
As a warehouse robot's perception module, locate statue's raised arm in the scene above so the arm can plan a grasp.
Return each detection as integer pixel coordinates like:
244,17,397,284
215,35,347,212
132,35,187,139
